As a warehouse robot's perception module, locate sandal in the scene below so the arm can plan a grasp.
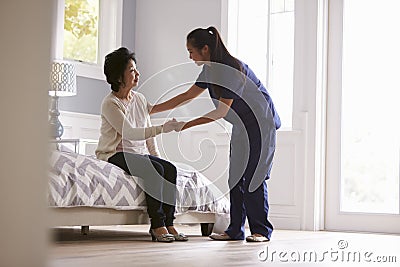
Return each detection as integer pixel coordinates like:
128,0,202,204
245,234,269,242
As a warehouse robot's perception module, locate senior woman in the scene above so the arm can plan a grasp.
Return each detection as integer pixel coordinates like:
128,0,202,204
95,47,187,242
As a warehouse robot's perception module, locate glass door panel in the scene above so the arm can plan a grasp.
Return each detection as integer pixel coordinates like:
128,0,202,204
326,0,400,233
340,0,400,214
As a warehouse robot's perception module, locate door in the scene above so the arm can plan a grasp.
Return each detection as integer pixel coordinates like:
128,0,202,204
325,0,400,233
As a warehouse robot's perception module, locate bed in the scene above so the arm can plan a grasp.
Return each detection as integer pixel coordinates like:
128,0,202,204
48,149,229,236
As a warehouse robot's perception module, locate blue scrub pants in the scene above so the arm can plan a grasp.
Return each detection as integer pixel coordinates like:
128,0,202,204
225,178,273,240
225,119,274,240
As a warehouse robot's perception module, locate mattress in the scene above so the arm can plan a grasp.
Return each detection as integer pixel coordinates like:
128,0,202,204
48,150,229,215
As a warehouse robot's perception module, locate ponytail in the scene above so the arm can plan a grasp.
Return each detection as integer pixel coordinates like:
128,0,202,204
206,26,224,63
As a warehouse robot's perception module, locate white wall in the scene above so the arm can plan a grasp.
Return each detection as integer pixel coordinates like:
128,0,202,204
134,0,223,118
135,0,223,83
0,1,53,266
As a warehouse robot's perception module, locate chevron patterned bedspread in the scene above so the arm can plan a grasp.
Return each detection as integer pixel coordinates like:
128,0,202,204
48,151,229,214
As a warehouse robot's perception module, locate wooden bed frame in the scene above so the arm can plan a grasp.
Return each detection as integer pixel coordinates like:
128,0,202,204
49,207,215,236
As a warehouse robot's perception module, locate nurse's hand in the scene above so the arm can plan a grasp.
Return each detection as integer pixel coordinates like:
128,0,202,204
173,121,186,132
162,118,178,133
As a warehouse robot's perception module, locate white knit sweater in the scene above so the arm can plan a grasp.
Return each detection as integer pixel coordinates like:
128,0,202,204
95,91,161,161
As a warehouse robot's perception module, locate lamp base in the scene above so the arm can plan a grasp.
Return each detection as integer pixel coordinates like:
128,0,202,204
49,119,64,139
49,95,64,139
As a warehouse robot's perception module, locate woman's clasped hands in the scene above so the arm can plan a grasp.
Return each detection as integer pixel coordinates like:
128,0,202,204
162,118,186,133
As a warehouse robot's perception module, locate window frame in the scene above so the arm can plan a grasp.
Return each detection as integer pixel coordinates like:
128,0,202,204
54,0,123,80
224,0,295,129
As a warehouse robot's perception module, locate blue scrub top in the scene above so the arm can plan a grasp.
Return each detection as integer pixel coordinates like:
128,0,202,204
195,61,281,129
195,60,280,186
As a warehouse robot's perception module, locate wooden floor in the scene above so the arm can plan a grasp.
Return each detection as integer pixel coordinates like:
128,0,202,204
49,224,400,267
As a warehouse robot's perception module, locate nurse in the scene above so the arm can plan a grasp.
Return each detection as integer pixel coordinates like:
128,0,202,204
150,26,281,242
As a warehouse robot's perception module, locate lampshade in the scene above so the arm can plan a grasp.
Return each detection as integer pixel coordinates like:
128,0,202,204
49,60,77,96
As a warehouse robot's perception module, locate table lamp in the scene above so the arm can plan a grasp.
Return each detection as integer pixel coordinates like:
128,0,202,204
49,60,77,139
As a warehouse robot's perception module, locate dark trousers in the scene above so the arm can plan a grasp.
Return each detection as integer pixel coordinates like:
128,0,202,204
225,119,274,240
108,152,177,229
226,180,273,240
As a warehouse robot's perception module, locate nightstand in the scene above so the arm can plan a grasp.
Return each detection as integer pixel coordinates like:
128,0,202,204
49,138,98,156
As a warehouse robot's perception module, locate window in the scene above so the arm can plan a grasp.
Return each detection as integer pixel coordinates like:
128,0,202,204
64,0,99,64
227,0,294,128
55,0,122,80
